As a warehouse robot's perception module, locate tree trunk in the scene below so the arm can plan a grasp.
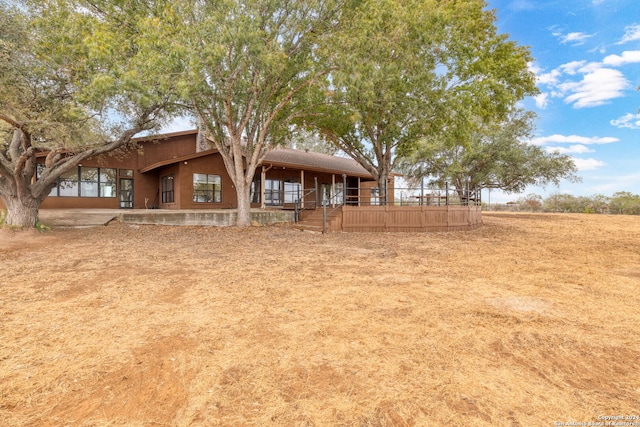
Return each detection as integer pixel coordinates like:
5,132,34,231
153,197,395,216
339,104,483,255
377,172,389,206
235,180,252,227
1,195,41,228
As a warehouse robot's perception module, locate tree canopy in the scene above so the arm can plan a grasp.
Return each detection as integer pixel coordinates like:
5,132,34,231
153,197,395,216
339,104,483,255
163,0,346,226
401,109,580,195
2,0,577,229
0,0,181,227
304,0,538,202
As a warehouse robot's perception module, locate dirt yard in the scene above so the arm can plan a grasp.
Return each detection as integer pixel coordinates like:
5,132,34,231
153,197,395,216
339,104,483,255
1,212,639,426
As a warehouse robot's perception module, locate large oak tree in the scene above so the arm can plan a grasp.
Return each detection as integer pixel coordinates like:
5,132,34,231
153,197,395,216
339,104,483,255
401,108,580,197
306,0,538,203
0,0,180,228
165,0,346,227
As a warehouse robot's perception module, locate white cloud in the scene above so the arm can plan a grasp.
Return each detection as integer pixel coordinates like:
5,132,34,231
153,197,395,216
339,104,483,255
534,93,549,109
536,69,562,85
593,172,640,194
559,61,587,75
602,50,640,66
509,0,536,11
531,134,619,145
610,113,640,129
531,48,635,109
572,158,606,171
559,67,629,108
545,144,595,154
617,24,640,45
552,29,595,46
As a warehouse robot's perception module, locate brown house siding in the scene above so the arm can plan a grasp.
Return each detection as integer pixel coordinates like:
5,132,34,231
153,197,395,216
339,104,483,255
1,130,377,211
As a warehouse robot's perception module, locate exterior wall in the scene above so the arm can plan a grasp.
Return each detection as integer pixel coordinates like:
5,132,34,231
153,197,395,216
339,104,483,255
175,155,236,210
258,167,376,208
136,134,202,171
40,150,140,209
0,131,377,212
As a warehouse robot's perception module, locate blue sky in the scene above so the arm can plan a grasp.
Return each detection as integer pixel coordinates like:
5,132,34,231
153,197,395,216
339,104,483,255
163,0,640,203
486,0,640,202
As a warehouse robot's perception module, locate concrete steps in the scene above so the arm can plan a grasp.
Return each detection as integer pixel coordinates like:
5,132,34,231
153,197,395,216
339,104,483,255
295,208,342,232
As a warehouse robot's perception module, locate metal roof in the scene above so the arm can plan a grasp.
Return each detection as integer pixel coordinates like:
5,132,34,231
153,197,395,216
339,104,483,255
135,130,374,179
263,149,373,178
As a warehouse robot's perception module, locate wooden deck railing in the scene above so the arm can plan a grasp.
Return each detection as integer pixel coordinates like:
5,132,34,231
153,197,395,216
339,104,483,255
290,182,482,233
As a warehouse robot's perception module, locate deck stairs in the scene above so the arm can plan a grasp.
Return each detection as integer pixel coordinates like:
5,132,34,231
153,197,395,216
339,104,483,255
295,207,342,233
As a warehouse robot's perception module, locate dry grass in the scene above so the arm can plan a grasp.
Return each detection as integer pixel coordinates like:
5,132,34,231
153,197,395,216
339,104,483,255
1,212,639,426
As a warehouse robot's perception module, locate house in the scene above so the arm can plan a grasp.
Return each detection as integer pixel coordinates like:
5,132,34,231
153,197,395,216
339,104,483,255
30,130,389,211
2,130,482,232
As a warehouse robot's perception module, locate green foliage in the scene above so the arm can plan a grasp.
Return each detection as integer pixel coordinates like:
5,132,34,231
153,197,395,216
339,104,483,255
1,0,182,227
35,219,51,232
609,191,640,215
304,0,538,199
403,109,579,194
286,129,341,156
162,0,345,225
543,193,592,213
517,193,543,212
489,192,640,215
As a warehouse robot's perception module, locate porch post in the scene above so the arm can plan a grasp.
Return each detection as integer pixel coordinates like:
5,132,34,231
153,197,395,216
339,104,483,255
300,170,305,208
331,174,335,207
342,174,347,205
314,177,319,208
260,166,266,209
385,179,389,206
357,178,361,206
445,181,449,206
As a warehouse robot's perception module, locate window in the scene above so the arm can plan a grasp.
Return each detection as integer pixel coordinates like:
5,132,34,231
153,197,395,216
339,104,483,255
100,169,117,197
80,167,99,197
193,173,221,203
119,169,134,177
321,183,332,205
265,179,282,206
335,182,344,203
284,179,301,204
37,164,58,197
162,175,174,203
58,169,79,197
38,165,117,198
371,187,380,206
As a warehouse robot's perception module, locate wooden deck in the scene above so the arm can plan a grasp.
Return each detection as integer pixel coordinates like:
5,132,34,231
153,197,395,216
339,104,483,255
333,205,482,232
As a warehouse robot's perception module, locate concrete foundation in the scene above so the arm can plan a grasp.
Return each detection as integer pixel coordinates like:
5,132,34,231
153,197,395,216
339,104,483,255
37,209,294,228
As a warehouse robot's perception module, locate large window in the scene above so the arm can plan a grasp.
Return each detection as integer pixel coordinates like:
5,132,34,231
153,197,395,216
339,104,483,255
284,179,301,204
265,179,282,206
100,169,117,197
80,167,99,197
193,173,221,203
162,175,175,203
39,165,117,198
58,169,79,197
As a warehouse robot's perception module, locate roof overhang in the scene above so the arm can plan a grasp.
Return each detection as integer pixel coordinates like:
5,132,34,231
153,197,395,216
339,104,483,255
138,148,218,174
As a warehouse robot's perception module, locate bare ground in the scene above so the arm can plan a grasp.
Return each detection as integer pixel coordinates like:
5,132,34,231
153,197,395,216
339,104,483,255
1,212,639,426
